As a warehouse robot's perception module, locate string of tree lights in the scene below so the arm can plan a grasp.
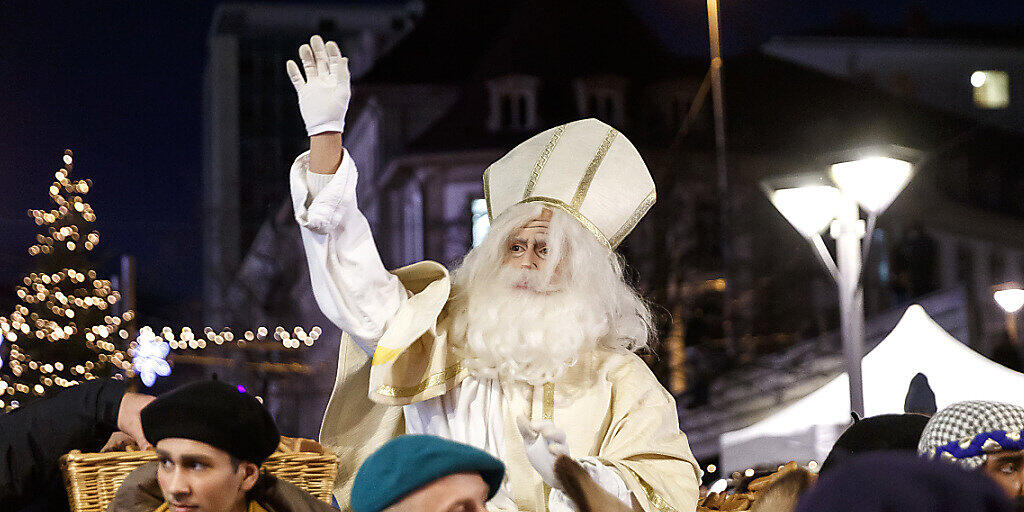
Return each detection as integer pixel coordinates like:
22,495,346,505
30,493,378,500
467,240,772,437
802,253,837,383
0,150,135,411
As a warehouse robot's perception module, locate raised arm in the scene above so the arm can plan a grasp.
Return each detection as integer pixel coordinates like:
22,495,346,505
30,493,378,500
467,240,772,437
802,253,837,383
286,35,405,354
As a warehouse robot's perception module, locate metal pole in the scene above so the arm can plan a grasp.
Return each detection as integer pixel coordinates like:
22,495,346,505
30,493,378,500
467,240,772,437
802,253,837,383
707,0,732,344
1007,311,1024,369
835,194,865,417
1005,311,1019,344
120,255,138,340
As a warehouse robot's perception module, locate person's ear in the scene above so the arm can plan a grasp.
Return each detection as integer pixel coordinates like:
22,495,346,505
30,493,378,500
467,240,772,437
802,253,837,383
239,462,261,492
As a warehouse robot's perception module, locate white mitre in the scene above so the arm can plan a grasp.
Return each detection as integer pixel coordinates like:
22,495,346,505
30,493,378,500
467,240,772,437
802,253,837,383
483,118,656,249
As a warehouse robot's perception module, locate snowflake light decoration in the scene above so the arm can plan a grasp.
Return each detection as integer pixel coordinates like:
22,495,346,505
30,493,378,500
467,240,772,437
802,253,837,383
133,327,171,387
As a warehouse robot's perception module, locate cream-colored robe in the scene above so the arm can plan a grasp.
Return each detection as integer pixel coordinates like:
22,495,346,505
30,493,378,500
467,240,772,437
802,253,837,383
291,152,701,512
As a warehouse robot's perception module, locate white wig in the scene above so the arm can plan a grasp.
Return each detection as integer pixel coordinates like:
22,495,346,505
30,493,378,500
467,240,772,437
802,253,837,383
449,202,654,384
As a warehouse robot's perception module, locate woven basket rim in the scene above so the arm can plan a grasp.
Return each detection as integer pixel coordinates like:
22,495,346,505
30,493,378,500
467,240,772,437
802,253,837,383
62,449,337,463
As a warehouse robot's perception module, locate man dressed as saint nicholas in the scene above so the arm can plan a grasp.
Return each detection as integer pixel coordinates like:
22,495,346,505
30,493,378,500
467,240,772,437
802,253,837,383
283,36,702,512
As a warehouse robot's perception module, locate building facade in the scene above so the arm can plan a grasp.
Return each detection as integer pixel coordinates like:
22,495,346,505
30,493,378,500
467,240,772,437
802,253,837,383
762,37,1024,134
202,1,423,329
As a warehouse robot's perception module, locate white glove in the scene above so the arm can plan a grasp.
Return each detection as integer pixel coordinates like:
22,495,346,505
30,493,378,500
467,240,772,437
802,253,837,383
517,415,570,490
285,35,351,136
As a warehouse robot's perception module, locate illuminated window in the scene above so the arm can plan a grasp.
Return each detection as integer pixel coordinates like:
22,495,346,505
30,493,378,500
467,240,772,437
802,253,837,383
971,71,1009,109
471,198,490,247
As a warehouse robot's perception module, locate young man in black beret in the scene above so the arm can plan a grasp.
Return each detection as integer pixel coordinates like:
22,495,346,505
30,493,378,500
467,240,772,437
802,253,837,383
108,381,334,512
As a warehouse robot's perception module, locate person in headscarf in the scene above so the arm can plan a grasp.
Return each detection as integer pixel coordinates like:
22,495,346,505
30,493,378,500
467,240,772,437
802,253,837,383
918,400,1024,500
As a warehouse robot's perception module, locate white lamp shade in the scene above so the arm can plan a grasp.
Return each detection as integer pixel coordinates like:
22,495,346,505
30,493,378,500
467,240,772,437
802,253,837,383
829,156,913,214
994,288,1024,314
770,186,841,238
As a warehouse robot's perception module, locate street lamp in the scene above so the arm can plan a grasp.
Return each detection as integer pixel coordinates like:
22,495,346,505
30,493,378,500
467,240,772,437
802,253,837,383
761,145,919,417
993,282,1024,344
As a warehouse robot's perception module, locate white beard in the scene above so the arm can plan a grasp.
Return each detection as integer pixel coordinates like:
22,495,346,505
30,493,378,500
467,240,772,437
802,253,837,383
450,266,610,385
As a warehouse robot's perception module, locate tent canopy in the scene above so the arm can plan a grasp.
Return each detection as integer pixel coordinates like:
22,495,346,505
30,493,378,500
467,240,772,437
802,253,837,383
719,305,1024,472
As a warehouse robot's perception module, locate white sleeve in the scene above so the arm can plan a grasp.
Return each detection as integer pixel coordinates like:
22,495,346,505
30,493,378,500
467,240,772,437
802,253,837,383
548,458,633,512
289,149,406,355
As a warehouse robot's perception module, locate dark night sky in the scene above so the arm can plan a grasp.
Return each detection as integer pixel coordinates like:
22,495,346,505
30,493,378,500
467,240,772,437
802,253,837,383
1,1,1023,319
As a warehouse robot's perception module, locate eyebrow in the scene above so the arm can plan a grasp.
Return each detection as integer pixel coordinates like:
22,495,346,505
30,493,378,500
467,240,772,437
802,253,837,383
155,451,216,466
992,452,1024,464
510,235,548,244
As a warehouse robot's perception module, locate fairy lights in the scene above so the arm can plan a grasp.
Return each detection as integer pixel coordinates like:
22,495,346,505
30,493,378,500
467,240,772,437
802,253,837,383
147,325,323,351
1,150,134,412
0,150,326,412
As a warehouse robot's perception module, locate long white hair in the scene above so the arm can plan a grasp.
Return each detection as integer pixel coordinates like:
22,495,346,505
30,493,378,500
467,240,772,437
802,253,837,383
448,202,654,384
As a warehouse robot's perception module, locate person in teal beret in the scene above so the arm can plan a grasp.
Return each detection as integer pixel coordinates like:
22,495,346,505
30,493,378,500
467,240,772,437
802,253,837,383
351,435,505,512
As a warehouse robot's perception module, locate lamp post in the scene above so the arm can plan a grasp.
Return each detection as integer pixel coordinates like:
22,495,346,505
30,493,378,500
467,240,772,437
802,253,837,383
761,146,918,417
706,0,732,348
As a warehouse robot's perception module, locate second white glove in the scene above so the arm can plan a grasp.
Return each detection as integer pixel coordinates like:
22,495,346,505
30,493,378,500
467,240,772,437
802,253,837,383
286,35,351,136
517,415,570,490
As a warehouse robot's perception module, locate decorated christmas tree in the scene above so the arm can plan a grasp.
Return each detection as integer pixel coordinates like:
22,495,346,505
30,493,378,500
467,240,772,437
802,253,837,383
0,150,135,411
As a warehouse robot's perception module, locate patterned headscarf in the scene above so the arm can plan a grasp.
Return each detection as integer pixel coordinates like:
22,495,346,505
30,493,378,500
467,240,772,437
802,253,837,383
918,401,1024,470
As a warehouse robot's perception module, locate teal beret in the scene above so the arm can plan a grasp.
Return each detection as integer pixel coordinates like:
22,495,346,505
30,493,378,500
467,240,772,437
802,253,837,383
351,435,505,512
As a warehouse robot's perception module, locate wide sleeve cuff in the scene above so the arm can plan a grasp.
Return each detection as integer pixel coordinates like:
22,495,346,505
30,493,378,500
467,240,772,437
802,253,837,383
290,149,358,235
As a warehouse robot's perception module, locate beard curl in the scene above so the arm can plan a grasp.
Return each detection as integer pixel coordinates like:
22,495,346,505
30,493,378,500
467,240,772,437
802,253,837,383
448,203,654,385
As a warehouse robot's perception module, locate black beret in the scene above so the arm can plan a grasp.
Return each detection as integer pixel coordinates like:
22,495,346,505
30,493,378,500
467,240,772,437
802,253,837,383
819,413,930,475
140,381,280,465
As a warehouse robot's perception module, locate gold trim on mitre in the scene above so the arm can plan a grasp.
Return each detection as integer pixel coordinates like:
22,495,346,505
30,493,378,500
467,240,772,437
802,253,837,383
570,128,618,209
522,196,610,248
482,118,655,250
523,124,567,202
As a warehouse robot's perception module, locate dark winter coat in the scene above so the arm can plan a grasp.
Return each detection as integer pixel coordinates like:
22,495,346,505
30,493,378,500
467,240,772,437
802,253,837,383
0,378,126,512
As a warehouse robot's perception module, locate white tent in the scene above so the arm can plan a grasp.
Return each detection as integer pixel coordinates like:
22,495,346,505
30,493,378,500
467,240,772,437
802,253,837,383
719,305,1024,473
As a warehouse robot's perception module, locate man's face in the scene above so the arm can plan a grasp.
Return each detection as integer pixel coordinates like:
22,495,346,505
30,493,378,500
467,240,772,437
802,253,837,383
502,209,552,280
387,472,490,512
156,438,259,512
983,449,1024,499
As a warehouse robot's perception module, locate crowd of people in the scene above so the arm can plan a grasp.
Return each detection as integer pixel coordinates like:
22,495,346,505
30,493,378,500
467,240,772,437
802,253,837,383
1,377,1023,512
2,34,1023,512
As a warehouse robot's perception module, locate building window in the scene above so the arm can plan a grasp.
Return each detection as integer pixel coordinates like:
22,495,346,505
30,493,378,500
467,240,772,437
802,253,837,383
485,75,540,132
573,75,627,126
471,198,489,247
971,71,1009,109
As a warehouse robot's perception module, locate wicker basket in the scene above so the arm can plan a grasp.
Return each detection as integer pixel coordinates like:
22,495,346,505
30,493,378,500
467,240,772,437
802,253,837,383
61,446,338,512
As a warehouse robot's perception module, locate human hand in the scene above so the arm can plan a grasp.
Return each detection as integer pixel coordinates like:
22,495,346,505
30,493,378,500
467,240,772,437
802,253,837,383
286,35,350,136
517,415,569,490
101,431,140,452
117,392,155,450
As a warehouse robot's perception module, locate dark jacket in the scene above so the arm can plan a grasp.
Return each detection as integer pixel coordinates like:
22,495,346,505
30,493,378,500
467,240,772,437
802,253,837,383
0,378,126,512
106,462,338,512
